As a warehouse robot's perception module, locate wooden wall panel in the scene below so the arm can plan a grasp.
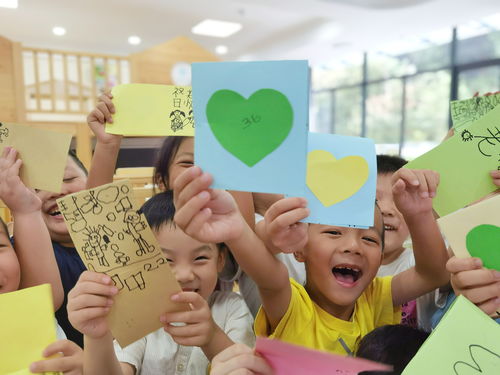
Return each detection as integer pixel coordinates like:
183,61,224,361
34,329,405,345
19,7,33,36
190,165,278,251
0,36,18,122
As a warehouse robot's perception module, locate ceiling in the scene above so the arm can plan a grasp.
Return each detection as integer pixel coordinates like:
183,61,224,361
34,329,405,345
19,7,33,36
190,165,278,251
1,0,500,66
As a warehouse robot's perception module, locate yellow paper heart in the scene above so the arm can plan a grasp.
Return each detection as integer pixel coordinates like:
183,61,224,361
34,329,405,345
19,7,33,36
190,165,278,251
306,150,369,207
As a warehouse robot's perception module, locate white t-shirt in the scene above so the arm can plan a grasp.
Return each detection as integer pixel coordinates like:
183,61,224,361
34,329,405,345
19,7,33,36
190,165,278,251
377,247,415,277
56,319,66,340
114,291,255,375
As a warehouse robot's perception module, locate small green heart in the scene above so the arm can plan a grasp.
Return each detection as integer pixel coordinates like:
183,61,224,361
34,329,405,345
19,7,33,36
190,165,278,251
206,89,293,167
466,224,500,271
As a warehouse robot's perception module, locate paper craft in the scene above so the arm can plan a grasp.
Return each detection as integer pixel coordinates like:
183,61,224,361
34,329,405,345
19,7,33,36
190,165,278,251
0,284,61,375
107,84,194,136
451,93,500,131
192,60,309,196
402,295,500,374
255,337,391,375
56,180,187,347
303,132,376,228
438,194,500,271
406,104,500,217
0,122,72,193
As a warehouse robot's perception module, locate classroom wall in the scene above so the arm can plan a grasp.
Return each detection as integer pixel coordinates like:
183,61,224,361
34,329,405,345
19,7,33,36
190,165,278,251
0,36,23,123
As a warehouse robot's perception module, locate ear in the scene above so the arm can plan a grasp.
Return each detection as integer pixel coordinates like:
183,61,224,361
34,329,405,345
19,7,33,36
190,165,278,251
216,245,227,273
293,250,306,263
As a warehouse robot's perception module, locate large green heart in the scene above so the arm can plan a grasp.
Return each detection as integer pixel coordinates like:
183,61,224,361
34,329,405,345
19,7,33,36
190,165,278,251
466,224,500,271
206,89,293,167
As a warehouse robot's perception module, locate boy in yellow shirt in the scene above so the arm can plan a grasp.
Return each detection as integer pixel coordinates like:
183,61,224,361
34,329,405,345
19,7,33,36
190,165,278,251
172,166,449,355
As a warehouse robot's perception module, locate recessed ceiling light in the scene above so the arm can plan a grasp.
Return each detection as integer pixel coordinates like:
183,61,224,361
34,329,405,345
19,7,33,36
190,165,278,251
192,19,242,38
0,0,18,9
215,45,228,55
52,26,66,36
128,35,141,45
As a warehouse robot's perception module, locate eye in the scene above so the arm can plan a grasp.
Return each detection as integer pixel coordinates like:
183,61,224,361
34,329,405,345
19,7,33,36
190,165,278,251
194,255,209,262
63,176,77,183
165,258,174,263
362,236,379,245
178,160,194,166
325,230,341,235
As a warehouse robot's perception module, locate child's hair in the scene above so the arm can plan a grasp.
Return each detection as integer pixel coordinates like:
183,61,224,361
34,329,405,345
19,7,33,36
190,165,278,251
356,324,429,375
68,149,88,176
374,201,385,251
139,190,176,231
377,155,407,175
153,136,187,190
0,217,9,237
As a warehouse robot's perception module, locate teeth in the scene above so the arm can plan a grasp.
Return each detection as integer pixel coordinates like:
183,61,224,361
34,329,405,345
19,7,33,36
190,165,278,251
384,225,395,231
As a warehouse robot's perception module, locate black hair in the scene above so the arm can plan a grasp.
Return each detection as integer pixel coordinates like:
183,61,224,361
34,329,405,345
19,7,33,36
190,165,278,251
0,217,9,237
377,155,407,175
68,149,88,176
374,201,385,251
138,190,176,232
356,324,430,375
153,136,188,190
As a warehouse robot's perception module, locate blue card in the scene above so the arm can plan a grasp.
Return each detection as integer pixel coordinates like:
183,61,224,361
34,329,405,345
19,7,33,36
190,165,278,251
192,60,309,195
303,132,376,228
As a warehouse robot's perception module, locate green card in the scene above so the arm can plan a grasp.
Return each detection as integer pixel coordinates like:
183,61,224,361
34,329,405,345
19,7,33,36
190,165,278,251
451,93,500,131
406,105,499,217
402,295,500,374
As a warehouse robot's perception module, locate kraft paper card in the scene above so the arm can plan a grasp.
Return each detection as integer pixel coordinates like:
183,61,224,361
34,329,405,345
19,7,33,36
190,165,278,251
0,122,72,193
57,180,187,347
451,93,500,131
107,84,194,136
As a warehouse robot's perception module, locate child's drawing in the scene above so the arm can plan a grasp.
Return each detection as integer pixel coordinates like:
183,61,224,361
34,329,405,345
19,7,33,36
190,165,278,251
0,122,9,143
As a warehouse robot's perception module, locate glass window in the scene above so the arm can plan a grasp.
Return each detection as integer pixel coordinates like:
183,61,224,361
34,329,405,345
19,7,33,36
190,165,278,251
458,65,500,99
310,91,333,133
457,14,500,65
311,54,363,90
333,87,362,136
402,71,451,160
366,79,403,148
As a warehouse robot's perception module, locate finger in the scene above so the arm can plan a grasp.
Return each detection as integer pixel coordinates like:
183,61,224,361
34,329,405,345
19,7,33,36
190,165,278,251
452,268,500,289
213,343,254,363
164,322,206,338
171,291,205,308
5,146,18,165
169,334,208,347
30,356,74,373
215,353,274,375
172,166,202,200
70,306,111,322
264,197,307,224
268,207,310,236
174,190,211,231
96,102,112,123
69,293,114,311
1,145,11,158
413,170,429,198
477,296,500,316
392,168,419,188
99,93,115,116
425,170,440,198
42,339,81,357
460,282,500,305
6,158,22,179
78,271,114,285
446,256,483,273
175,172,212,210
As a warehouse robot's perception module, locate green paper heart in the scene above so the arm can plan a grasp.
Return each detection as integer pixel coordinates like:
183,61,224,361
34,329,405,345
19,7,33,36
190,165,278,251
466,224,500,271
206,89,293,167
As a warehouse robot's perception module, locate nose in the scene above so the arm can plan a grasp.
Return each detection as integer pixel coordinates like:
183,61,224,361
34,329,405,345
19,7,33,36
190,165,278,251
340,232,363,255
377,197,396,217
172,263,195,284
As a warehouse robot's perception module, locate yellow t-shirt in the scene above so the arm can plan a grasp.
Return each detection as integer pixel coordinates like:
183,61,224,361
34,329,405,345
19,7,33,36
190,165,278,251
255,277,401,355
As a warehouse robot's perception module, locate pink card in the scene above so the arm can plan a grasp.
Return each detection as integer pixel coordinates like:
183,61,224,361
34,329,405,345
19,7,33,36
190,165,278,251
255,337,392,375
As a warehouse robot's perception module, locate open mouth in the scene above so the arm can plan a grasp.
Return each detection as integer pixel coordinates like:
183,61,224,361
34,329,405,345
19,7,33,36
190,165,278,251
181,287,200,293
332,266,362,285
48,205,61,217
384,224,396,231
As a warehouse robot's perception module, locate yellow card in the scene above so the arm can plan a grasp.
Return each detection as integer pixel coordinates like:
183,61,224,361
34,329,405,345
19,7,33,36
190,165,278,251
56,180,188,347
107,83,194,136
437,194,500,271
0,122,72,193
0,284,60,375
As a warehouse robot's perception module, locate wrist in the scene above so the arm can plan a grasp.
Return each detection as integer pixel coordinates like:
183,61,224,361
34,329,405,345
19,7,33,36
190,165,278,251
96,138,122,149
402,209,435,225
12,209,42,220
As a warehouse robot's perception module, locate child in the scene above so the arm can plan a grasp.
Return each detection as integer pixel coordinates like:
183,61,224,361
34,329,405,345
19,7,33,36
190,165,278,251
67,190,254,374
172,165,449,355
0,147,83,373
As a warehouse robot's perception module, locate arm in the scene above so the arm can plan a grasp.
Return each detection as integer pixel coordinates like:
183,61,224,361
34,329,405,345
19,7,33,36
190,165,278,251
391,169,450,306
0,147,63,310
447,256,500,316
86,92,122,188
172,167,292,329
67,271,130,375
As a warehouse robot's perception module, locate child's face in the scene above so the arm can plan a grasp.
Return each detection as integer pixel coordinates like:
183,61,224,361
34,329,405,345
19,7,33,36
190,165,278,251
36,157,87,245
0,227,20,294
298,207,384,314
376,173,409,255
168,137,194,189
155,223,224,300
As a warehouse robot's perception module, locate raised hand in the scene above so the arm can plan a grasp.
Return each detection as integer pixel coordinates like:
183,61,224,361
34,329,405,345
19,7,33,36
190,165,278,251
391,168,439,217
87,92,122,146
0,147,41,214
447,256,500,316
67,271,118,339
264,197,309,254
173,166,245,244
30,340,83,375
211,343,274,375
